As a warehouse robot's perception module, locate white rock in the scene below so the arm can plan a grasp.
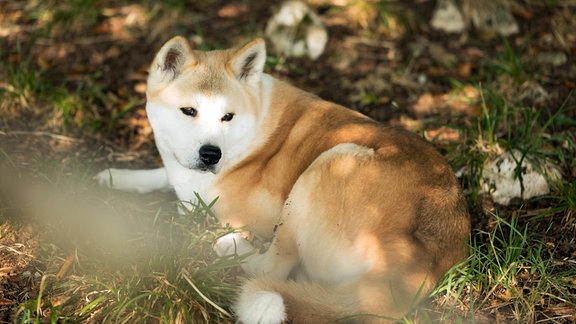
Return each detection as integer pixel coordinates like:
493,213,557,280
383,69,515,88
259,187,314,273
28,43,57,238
536,51,568,67
431,0,466,33
482,150,562,205
265,1,328,60
468,0,519,36
431,0,519,36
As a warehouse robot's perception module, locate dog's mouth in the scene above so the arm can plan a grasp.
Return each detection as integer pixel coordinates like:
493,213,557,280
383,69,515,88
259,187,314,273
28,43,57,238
173,154,219,174
196,164,218,174
190,160,220,174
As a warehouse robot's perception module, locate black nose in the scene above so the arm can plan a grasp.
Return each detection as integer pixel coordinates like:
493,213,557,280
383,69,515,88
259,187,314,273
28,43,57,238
199,145,222,166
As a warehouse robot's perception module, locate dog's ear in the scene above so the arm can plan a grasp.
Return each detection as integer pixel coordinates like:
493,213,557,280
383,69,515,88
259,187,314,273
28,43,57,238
228,38,266,84
148,36,195,86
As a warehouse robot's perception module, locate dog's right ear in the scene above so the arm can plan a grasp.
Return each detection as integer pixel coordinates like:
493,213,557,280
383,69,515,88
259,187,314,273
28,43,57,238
148,36,195,86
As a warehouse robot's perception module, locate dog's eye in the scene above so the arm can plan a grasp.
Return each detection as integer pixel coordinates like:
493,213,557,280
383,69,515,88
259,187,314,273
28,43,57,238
221,113,235,122
180,107,197,117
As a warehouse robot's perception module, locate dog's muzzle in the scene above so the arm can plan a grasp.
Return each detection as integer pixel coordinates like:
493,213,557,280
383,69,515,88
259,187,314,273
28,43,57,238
199,145,222,166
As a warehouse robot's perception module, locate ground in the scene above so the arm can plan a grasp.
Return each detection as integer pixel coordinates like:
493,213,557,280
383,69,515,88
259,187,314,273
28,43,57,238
1,0,575,323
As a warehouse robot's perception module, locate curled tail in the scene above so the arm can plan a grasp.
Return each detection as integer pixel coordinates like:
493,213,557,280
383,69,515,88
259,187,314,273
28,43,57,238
235,278,353,324
235,277,410,324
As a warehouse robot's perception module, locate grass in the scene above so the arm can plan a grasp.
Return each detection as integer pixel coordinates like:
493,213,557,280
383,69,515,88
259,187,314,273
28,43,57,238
0,45,46,117
489,37,529,84
4,172,242,323
448,79,574,201
427,212,576,323
1,0,575,323
445,85,575,322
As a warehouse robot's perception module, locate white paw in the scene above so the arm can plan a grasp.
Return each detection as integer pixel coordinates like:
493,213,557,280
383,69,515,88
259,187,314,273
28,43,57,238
236,291,286,324
93,168,166,193
214,233,255,258
94,168,115,188
94,168,140,191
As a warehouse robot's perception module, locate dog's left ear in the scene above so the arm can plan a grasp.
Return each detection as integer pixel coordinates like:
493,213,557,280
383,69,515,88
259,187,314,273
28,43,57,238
228,38,266,84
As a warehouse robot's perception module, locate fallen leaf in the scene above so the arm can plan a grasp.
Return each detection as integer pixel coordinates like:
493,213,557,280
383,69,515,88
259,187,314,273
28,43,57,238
425,126,461,143
55,255,75,279
218,2,248,18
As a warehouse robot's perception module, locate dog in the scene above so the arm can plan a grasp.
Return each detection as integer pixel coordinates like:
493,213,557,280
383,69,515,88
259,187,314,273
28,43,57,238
95,36,470,323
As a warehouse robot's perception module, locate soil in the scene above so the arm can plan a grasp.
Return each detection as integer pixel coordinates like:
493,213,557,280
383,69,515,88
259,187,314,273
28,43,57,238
1,0,575,322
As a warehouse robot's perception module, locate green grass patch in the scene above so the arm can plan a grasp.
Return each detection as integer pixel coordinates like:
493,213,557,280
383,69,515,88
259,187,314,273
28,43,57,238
428,212,576,323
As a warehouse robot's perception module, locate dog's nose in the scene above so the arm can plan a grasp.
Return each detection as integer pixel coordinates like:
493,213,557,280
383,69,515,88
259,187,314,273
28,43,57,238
199,145,222,165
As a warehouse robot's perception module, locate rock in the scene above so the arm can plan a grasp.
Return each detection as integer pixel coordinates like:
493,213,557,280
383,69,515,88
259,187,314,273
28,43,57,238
482,150,562,205
536,51,568,67
517,80,549,105
431,0,519,36
430,0,466,33
265,1,328,60
466,0,519,36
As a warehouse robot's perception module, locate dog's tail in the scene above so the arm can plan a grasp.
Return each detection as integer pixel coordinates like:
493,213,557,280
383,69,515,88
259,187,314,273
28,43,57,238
235,277,411,324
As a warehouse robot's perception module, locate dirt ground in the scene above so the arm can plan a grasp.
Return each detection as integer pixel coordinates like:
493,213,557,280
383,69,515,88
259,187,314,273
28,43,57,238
1,0,575,322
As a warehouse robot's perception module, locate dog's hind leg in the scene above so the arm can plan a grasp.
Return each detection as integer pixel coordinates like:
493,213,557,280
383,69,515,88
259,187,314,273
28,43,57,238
215,231,299,281
94,167,171,193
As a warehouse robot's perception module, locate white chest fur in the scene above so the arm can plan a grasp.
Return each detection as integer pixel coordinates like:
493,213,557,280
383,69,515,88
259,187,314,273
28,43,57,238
163,156,220,209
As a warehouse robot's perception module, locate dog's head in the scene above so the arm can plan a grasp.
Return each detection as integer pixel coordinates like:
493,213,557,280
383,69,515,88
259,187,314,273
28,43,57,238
145,36,267,173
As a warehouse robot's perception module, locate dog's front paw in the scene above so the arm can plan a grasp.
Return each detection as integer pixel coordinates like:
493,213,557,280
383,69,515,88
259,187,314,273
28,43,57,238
94,168,136,191
214,233,255,257
94,168,116,188
93,168,166,193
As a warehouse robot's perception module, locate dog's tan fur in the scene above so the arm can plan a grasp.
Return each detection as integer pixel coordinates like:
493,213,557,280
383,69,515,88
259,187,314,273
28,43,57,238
101,36,470,323
215,83,470,321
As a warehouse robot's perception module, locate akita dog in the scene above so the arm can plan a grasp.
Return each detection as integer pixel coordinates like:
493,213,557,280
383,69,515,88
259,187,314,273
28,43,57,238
96,36,470,323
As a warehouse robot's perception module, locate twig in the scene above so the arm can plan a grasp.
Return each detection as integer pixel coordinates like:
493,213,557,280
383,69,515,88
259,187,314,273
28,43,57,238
0,244,33,257
0,130,83,143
